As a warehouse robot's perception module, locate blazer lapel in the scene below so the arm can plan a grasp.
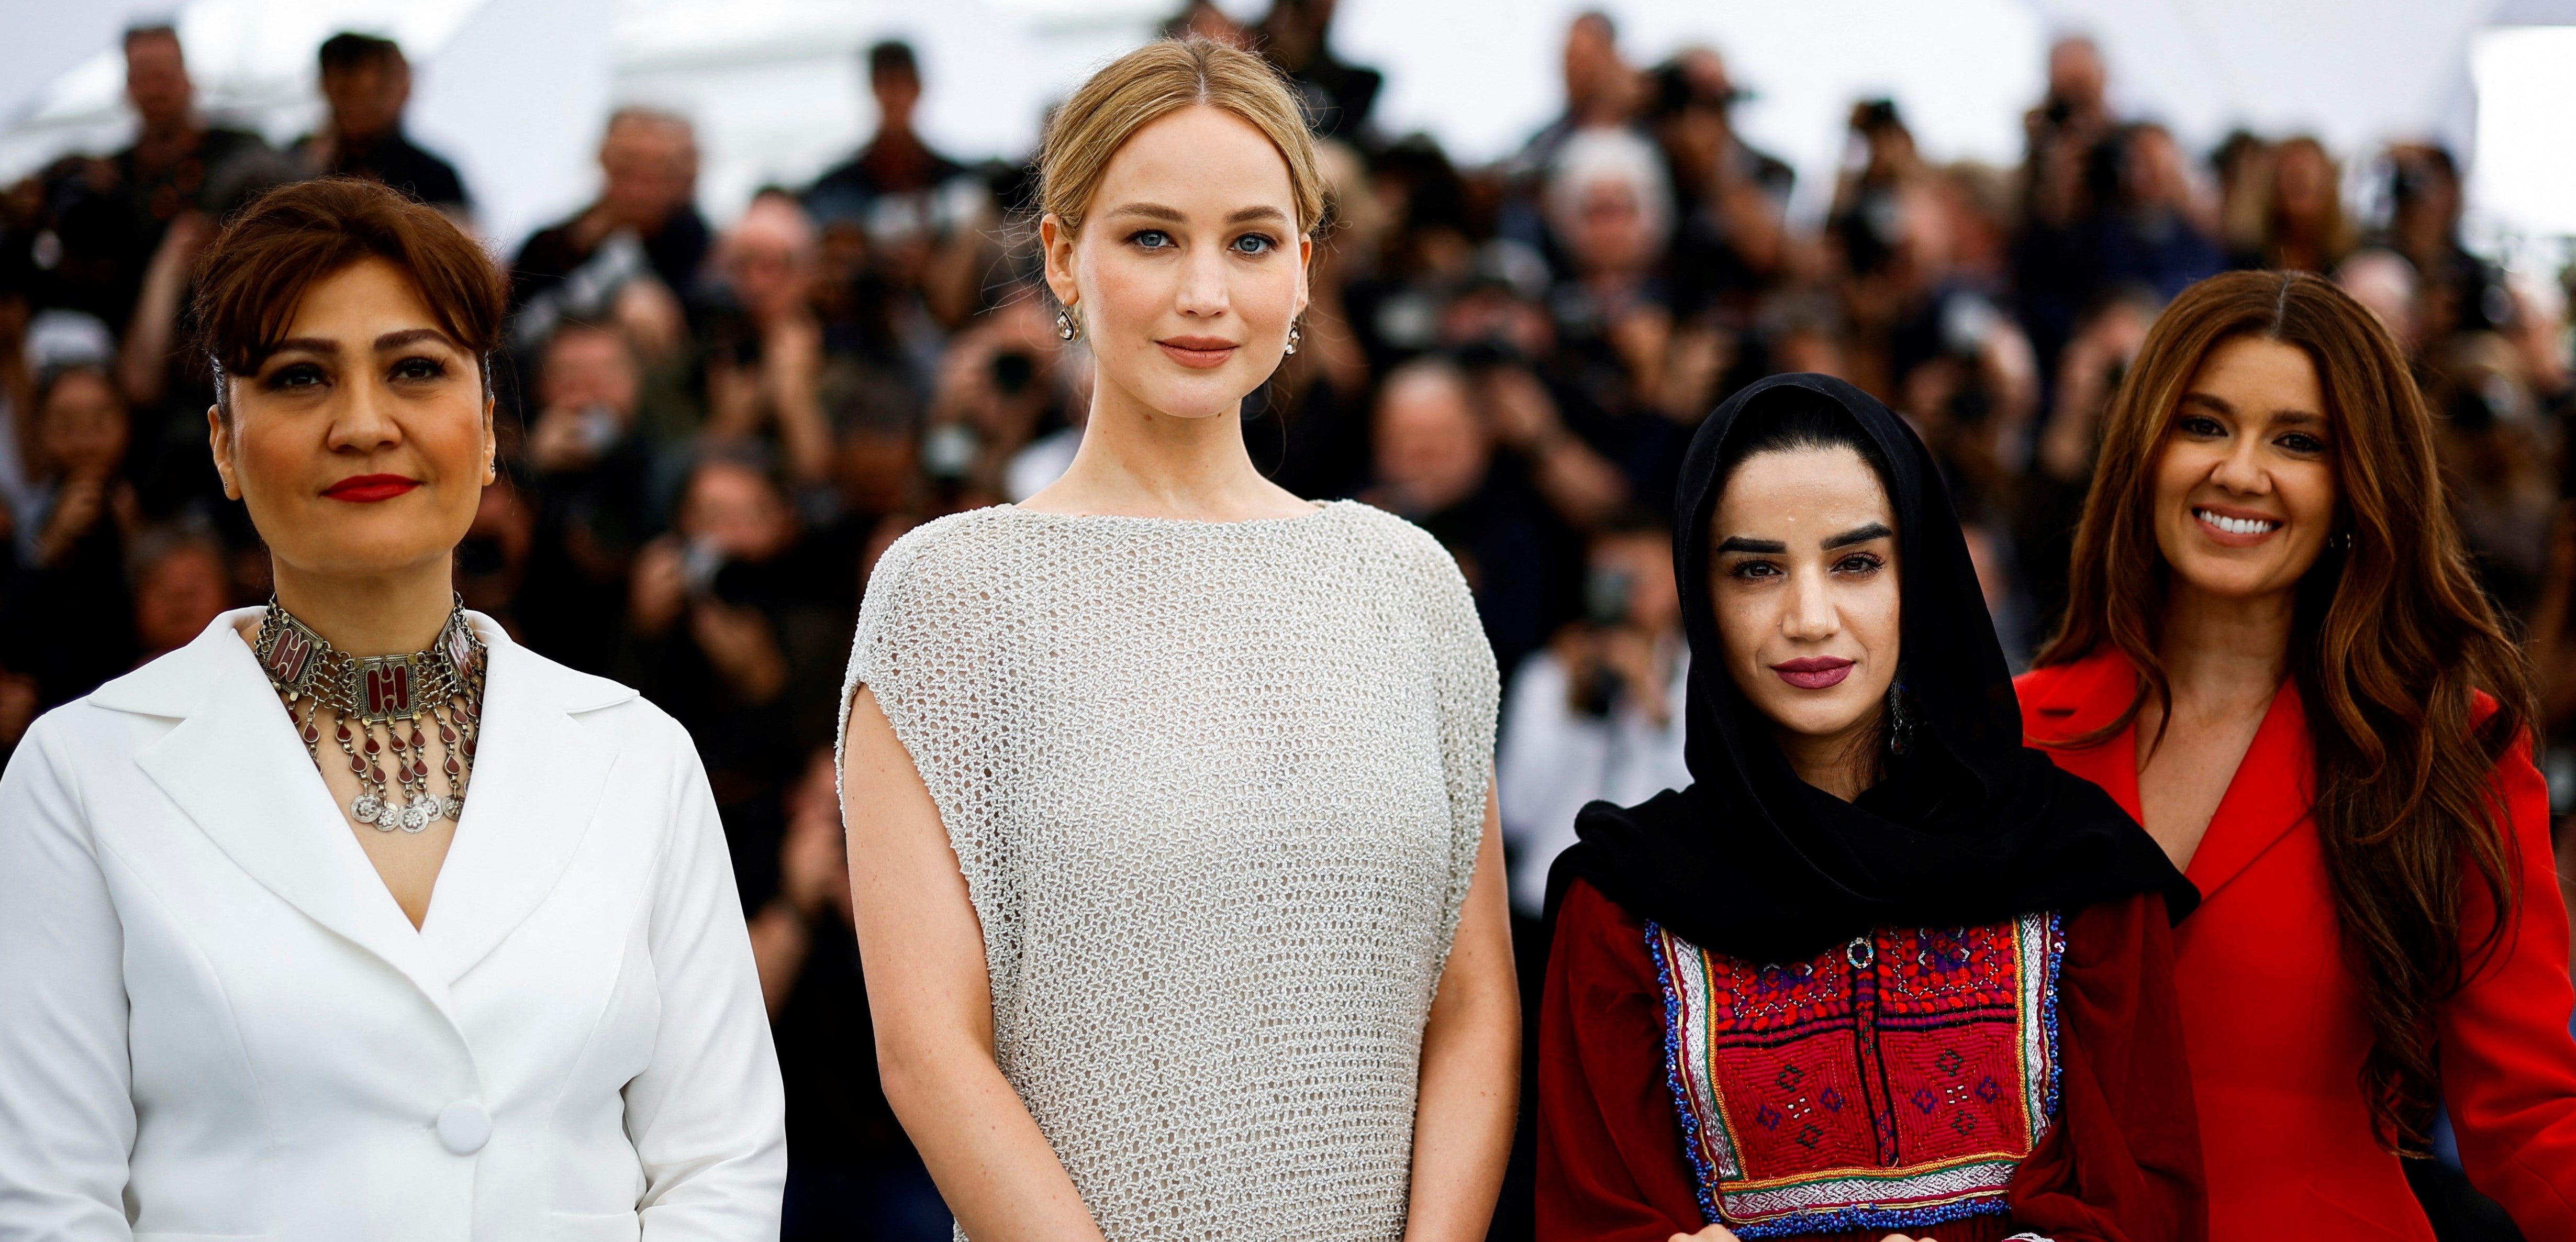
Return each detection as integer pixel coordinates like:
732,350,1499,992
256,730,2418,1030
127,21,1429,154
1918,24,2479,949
2183,678,2314,902
417,620,622,984
130,625,462,1027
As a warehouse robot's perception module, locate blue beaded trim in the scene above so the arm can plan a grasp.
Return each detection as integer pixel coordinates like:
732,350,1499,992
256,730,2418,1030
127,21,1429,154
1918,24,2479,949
1644,920,1729,1230
2040,911,2065,1128
1732,1191,2003,1239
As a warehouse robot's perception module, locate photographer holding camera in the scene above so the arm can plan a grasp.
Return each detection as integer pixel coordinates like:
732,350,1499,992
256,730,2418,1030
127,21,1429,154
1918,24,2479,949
1494,509,1689,921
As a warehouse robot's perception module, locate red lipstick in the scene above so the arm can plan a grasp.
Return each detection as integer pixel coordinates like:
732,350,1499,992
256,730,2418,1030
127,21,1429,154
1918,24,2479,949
322,474,421,503
1771,656,1855,690
1155,335,1240,369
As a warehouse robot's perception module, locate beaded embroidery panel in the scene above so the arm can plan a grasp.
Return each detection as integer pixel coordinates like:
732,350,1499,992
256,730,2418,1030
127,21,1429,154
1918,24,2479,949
1646,912,2064,1237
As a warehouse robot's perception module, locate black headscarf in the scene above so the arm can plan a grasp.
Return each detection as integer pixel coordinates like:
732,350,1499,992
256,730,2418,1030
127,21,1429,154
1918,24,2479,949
1552,373,2193,963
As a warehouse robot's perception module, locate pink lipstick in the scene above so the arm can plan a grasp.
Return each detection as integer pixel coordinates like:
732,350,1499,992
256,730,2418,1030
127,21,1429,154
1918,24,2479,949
1771,656,1855,690
322,473,420,503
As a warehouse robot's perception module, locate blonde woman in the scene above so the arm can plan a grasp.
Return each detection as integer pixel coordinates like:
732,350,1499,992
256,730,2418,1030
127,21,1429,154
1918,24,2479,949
837,36,1516,1242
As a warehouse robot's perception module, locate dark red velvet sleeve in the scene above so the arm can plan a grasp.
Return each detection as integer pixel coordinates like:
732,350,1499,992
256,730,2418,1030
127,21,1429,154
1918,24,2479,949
2006,893,2209,1242
1536,878,1707,1242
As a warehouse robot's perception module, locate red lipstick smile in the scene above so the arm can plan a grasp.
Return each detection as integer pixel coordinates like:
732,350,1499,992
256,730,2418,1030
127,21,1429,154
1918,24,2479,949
322,474,420,503
1156,335,1240,369
1771,656,1855,690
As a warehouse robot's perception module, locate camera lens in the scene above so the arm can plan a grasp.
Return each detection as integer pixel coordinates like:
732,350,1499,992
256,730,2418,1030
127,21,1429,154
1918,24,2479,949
991,351,1036,396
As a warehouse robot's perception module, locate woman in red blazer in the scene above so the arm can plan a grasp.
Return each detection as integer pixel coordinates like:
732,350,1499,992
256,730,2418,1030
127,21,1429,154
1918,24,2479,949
2017,269,2576,1240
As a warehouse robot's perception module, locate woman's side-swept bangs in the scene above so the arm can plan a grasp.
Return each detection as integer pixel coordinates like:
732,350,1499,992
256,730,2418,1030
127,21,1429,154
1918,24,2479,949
191,177,506,397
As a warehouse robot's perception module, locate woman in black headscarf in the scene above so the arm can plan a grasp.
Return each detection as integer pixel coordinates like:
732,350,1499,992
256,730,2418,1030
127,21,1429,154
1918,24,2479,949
1535,374,2204,1242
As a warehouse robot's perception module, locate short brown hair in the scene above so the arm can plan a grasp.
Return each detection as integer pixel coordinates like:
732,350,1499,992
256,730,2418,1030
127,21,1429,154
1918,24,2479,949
1036,37,1324,241
193,177,505,420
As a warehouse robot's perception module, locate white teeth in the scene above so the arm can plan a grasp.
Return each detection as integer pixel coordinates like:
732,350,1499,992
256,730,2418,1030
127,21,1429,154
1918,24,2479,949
2195,508,2279,536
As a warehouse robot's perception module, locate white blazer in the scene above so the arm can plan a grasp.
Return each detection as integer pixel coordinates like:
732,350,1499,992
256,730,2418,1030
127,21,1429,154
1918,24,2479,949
0,608,785,1242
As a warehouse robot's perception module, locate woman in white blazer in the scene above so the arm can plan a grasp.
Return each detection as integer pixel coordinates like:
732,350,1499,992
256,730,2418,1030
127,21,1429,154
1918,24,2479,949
0,179,785,1241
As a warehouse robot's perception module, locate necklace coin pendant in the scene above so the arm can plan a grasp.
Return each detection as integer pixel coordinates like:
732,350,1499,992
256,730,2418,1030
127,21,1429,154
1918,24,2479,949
351,792,387,828
399,800,433,833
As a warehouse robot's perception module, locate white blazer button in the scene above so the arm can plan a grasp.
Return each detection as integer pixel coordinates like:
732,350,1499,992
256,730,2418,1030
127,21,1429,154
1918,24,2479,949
435,1101,492,1155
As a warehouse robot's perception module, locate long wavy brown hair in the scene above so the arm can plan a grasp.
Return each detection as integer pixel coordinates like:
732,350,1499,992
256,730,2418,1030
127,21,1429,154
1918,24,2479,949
2034,269,2533,1152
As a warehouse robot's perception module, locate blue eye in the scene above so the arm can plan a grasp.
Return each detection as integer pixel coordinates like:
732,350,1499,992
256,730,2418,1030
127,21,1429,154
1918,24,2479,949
1130,230,1173,250
1232,233,1276,254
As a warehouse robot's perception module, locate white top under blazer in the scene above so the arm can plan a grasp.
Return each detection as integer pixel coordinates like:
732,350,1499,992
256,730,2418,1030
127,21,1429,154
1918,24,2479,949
0,608,785,1242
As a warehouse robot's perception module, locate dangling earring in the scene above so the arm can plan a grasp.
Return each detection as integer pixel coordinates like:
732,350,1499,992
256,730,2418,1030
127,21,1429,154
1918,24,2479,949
1055,306,1080,342
1284,318,1302,356
1885,677,1913,757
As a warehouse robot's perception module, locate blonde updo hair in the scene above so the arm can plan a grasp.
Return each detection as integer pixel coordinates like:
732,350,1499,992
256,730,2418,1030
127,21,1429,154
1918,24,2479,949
1038,36,1326,242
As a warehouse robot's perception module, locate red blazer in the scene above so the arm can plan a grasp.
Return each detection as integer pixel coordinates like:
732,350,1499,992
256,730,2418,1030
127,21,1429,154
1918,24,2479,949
2018,647,2576,1240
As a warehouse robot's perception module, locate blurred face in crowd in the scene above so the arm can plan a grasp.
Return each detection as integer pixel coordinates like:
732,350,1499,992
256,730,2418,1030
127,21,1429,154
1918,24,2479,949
1566,175,1656,280
836,431,916,514
2047,37,2105,113
322,53,408,142
1959,522,2012,617
2272,139,2335,230
1676,47,1736,114
2337,251,2421,353
681,460,795,562
1592,529,1679,634
135,542,232,656
2391,147,2461,242
1042,104,1310,423
872,66,922,135
209,257,496,585
722,197,818,323
1374,367,1488,513
1563,15,1623,112
2150,335,2339,606
39,369,130,481
2123,126,2193,212
125,32,193,131
541,325,640,420
599,114,697,230
1174,1,1252,48
1709,445,1901,782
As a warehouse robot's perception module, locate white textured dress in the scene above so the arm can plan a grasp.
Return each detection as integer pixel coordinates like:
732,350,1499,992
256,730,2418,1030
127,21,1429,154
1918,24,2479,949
840,500,1499,1241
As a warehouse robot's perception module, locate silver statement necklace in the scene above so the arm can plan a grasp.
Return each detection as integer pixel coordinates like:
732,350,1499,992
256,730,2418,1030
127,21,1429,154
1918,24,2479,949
254,596,487,833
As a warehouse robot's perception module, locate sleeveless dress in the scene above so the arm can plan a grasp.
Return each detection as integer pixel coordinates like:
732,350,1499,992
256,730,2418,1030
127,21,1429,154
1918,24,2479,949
839,500,1499,1241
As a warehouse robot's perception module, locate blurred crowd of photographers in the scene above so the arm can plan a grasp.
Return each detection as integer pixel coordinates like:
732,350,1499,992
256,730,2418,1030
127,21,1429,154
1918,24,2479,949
5,6,2574,1236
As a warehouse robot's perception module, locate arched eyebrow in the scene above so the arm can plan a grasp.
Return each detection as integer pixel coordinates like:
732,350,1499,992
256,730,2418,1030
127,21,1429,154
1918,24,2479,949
2180,390,2324,426
1823,522,1893,549
374,328,462,352
1715,536,1787,554
259,328,463,361
1102,202,1290,226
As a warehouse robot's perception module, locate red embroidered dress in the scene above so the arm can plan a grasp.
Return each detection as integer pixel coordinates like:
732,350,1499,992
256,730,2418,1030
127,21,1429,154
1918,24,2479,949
1648,914,2061,1236
1540,879,2204,1242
